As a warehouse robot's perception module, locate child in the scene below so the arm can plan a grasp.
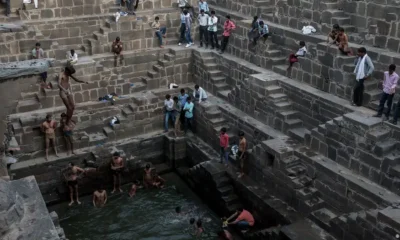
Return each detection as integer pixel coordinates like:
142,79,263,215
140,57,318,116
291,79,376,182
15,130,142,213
327,24,340,44
195,220,204,237
287,41,307,70
335,27,352,56
129,183,137,197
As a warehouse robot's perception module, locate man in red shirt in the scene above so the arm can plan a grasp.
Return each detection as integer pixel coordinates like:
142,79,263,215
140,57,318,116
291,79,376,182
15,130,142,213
226,207,255,230
219,15,235,54
220,127,229,164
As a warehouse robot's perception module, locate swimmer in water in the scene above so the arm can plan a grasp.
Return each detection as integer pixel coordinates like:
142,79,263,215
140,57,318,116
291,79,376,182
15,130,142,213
153,174,166,188
195,219,204,237
93,186,107,208
217,227,233,240
62,162,85,206
111,151,124,193
189,218,196,232
143,164,154,188
129,183,137,197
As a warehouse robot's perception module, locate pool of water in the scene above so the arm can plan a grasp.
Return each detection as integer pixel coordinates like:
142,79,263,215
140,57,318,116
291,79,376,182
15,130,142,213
48,173,222,240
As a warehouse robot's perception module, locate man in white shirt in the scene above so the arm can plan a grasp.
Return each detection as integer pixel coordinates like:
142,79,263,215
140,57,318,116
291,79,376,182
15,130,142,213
198,9,209,48
208,10,219,50
66,49,78,65
193,85,208,103
164,94,175,132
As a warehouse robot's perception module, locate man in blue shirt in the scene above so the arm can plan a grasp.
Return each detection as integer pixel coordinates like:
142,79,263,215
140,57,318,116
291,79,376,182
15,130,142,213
178,88,189,123
199,0,209,14
183,96,194,133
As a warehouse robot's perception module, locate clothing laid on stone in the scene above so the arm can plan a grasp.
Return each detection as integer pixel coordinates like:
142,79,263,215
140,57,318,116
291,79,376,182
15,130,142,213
353,54,374,106
177,0,189,8
301,25,316,35
193,87,208,102
379,71,399,118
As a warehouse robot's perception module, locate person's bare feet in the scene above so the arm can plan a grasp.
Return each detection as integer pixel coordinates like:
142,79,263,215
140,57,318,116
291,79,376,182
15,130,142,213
77,200,81,205
119,188,123,193
68,201,74,206
111,189,116,194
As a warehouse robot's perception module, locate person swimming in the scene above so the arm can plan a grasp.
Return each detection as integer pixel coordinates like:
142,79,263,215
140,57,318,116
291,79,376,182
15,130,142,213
143,164,154,188
129,183,137,198
189,218,196,232
153,174,166,188
93,186,107,208
195,219,204,237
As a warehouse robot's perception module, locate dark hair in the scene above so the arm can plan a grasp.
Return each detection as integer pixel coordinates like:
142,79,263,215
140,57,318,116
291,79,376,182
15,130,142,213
175,206,181,213
70,49,75,55
187,96,192,101
116,37,120,41
226,15,231,19
358,47,367,54
200,9,204,13
64,67,72,75
236,207,243,212
195,84,199,89
180,88,185,93
333,24,340,29
259,20,264,25
113,152,120,157
253,16,258,22
299,41,306,47
173,96,178,101
155,16,159,20
211,10,215,14
46,114,52,119
221,127,227,133
339,27,345,32
183,9,188,15
190,218,195,224
36,42,41,47
196,220,203,228
146,164,150,169
61,113,67,118
69,162,75,166
389,64,396,71
239,131,244,137
166,94,171,99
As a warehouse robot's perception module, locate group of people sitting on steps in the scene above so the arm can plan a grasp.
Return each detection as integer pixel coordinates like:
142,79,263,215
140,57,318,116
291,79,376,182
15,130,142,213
61,154,165,207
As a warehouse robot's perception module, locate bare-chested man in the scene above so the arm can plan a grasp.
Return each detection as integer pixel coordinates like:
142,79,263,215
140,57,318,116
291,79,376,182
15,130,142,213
60,113,76,156
143,164,154,188
41,114,59,160
129,183,137,197
58,67,88,126
93,187,107,207
111,152,124,193
63,162,85,206
237,131,247,178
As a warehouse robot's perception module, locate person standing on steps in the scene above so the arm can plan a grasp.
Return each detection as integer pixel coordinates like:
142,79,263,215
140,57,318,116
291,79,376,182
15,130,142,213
178,9,188,46
179,88,189,124
173,96,183,137
208,10,219,50
248,16,259,43
112,37,124,66
164,94,175,132
183,96,194,133
198,9,209,48
111,152,124,193
184,9,193,48
238,131,247,178
253,20,269,45
353,47,374,107
219,15,236,54
62,162,85,206
219,127,229,165
32,42,49,88
41,114,59,161
199,0,209,14
152,16,167,48
373,64,398,120
93,186,107,208
60,113,76,156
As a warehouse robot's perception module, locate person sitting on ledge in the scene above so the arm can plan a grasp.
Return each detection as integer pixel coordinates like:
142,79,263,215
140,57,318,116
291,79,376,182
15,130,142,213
335,27,352,56
226,208,255,231
327,24,340,44
32,42,49,88
66,49,78,66
41,114,59,160
253,20,269,45
93,186,107,208
111,151,124,193
63,162,85,206
287,40,307,71
193,84,208,103
112,37,124,66
248,16,259,41
152,16,167,48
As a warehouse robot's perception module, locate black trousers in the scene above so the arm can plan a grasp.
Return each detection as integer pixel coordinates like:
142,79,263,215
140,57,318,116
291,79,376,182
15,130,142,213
199,26,208,46
393,98,400,123
5,0,10,16
377,92,394,117
353,79,364,106
179,23,186,44
209,31,219,49
220,36,230,52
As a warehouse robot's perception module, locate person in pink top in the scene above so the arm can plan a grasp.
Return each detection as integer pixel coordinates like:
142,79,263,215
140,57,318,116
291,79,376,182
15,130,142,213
219,15,235,54
220,127,229,164
374,64,398,120
226,207,255,230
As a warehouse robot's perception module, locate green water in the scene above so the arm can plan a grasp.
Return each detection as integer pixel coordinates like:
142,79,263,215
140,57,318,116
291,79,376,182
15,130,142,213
49,173,221,240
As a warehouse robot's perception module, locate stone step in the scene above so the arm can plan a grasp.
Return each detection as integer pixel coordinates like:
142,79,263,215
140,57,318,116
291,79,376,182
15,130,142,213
16,98,41,113
272,64,289,77
211,76,226,84
204,63,219,71
208,70,223,77
215,83,231,92
217,90,230,101
265,85,283,95
389,165,400,178
364,89,381,103
274,101,293,111
283,119,303,132
269,57,286,65
331,16,351,25
215,176,231,188
309,208,338,233
205,110,222,119
268,93,288,102
264,49,283,58
222,194,240,205
158,59,173,67
254,0,272,7
209,118,226,127
277,110,299,120
374,139,397,157
288,127,311,143
218,185,234,197
323,9,346,17
286,164,307,178
279,155,301,169
319,2,339,10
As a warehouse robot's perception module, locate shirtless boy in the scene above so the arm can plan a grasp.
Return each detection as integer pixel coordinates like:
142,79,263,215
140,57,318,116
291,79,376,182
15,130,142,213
237,131,247,178
153,174,166,188
93,187,107,207
58,67,88,126
60,113,76,156
41,114,59,160
111,152,124,193
335,27,352,56
129,182,137,197
143,164,154,188
63,162,85,206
